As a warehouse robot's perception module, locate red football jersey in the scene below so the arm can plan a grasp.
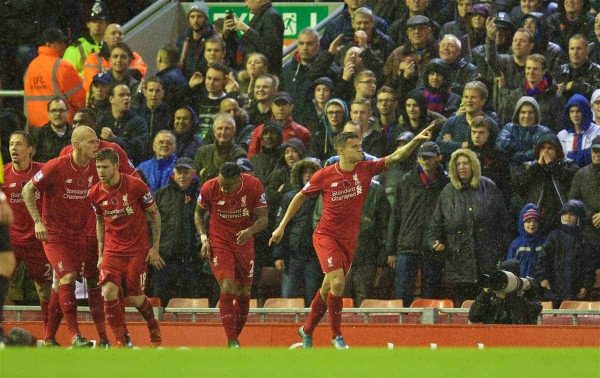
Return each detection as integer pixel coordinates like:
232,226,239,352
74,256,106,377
301,159,386,243
31,155,97,238
198,173,267,248
88,174,155,255
3,162,44,245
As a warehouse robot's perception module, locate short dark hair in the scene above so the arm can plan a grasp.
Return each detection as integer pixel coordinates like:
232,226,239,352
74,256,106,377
470,116,493,132
333,131,360,150
9,130,33,147
207,62,230,77
145,76,163,88
47,96,67,112
219,162,241,179
74,108,97,126
159,44,179,66
96,148,119,165
110,42,134,60
205,34,226,50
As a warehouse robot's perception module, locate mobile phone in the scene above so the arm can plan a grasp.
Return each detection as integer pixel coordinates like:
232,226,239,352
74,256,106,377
226,10,234,20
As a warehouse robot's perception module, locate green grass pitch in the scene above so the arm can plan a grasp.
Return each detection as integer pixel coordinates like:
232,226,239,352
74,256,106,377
1,348,598,378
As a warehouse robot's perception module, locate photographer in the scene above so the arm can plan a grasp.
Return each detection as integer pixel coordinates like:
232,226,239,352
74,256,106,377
468,260,542,324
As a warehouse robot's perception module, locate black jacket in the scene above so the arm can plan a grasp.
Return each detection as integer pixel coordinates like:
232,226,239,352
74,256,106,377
97,109,148,165
468,290,542,324
135,102,172,160
569,163,600,248
31,123,72,163
155,178,200,259
555,60,600,100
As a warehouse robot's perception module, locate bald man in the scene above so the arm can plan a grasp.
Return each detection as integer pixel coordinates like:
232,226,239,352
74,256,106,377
22,126,101,347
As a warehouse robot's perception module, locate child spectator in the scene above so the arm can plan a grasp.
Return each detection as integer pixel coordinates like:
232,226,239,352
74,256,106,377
506,204,546,278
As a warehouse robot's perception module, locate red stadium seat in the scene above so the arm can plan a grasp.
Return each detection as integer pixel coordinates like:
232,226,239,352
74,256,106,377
359,299,404,308
166,298,209,308
410,299,454,308
343,297,354,308
558,301,600,310
262,298,304,308
541,301,553,310
124,297,162,308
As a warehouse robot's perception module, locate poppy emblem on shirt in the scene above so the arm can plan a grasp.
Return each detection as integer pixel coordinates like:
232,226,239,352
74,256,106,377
111,197,119,206
342,180,351,188
78,177,85,186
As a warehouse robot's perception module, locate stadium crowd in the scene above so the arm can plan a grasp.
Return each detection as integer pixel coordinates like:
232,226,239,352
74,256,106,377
1,0,600,346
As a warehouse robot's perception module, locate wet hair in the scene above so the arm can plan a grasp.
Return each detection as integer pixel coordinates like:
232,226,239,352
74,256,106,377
159,43,179,66
47,96,67,112
109,41,134,60
96,148,119,165
9,130,33,147
526,53,547,70
219,162,241,179
333,131,360,150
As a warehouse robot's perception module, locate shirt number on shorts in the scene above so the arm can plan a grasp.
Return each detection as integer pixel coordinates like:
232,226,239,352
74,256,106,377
248,260,254,278
140,272,147,291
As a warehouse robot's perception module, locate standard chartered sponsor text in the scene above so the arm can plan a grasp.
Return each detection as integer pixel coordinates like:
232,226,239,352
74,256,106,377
63,187,88,200
331,187,359,201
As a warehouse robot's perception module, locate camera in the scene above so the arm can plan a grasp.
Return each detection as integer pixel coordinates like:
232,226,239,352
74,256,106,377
481,270,534,295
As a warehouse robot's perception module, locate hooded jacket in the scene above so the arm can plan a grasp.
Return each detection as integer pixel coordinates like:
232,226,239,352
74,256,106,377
558,94,600,167
398,89,447,141
307,98,349,164
511,133,579,234
428,149,508,284
420,58,461,118
506,203,547,278
496,96,553,163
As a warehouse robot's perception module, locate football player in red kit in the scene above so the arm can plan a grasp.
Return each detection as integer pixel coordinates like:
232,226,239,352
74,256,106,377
89,148,165,347
195,162,268,348
270,126,432,349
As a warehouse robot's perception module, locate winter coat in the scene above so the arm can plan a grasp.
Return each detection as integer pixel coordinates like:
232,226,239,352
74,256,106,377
547,9,596,50
555,60,600,100
511,133,580,234
155,178,200,259
388,165,448,255
436,114,498,158
135,102,172,160
496,96,554,163
175,131,203,160
444,58,478,96
320,4,388,52
569,162,600,247
176,24,214,79
557,94,600,167
30,123,73,163
428,148,508,285
193,142,247,185
506,203,547,278
306,98,349,164
136,154,177,193
534,224,597,301
156,66,187,110
468,290,542,324
97,109,149,165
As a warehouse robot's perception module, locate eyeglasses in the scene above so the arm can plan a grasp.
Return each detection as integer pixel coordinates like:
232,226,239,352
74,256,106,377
49,109,67,114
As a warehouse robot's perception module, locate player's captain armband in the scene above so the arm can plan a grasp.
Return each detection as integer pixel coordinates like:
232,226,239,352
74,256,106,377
142,191,154,204
259,193,267,204
33,171,43,182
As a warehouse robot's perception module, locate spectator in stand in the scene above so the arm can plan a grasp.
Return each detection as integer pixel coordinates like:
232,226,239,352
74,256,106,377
388,141,448,305
558,94,600,167
24,28,85,128
535,199,597,307
497,54,565,132
136,130,178,193
496,96,553,165
186,62,239,141
436,81,497,159
250,122,283,185
389,0,440,46
173,105,202,160
385,16,439,94
273,158,323,307
219,98,254,151
335,69,378,104
419,58,461,118
154,157,204,307
248,74,278,127
31,97,73,162
593,89,600,123
460,4,490,61
83,23,147,94
224,0,284,78
509,0,558,25
379,132,418,211
319,0,388,52
194,113,247,186
569,135,600,251
197,35,230,76
307,99,349,164
442,0,474,38
155,44,187,111
247,92,311,158
511,133,579,234
590,13,600,63
298,77,334,135
398,89,447,140
437,34,478,96
349,99,386,157
97,84,148,165
506,204,546,278
103,42,141,95
63,1,108,77
520,12,565,76
236,53,268,108
467,116,512,204
428,148,508,306
135,77,171,160
547,0,595,50
88,72,112,114
555,34,600,100
373,87,400,154
176,3,214,80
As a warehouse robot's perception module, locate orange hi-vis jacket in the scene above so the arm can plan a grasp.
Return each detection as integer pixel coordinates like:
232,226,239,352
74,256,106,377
24,46,85,128
83,50,147,93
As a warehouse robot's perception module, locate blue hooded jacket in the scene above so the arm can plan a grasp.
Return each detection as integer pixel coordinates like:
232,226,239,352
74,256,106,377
506,203,547,278
558,94,600,166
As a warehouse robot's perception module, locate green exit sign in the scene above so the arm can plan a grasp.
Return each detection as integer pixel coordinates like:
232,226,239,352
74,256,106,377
208,4,331,39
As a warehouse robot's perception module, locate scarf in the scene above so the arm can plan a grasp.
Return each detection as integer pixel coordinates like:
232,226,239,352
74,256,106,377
525,77,548,97
423,88,444,114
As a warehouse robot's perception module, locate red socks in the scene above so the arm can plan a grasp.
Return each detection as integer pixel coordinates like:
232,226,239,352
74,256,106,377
104,299,126,345
236,296,250,337
58,283,79,337
87,286,108,341
135,296,160,341
45,290,62,341
219,293,237,342
327,292,343,338
303,289,328,335
118,288,129,334
40,300,49,329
